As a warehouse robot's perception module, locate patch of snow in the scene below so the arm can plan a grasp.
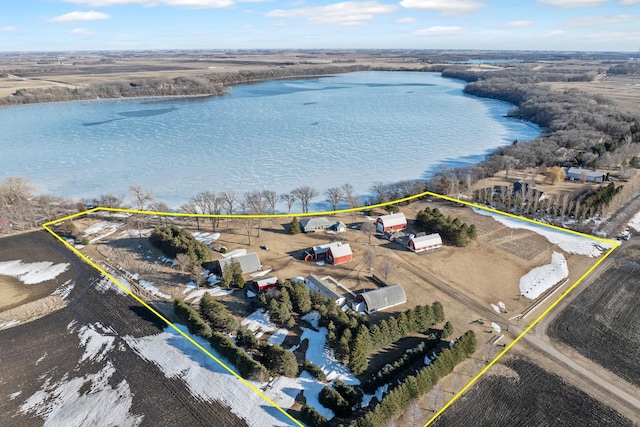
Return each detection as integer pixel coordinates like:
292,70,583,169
491,322,502,333
472,208,613,257
498,301,506,311
629,210,640,233
118,228,153,238
51,280,75,300
365,216,375,220
267,328,289,346
316,261,325,266
0,260,69,285
300,371,334,420
184,287,233,304
300,327,359,385
159,256,177,267
362,383,389,408
83,221,124,243
250,269,272,278
223,249,247,258
123,324,298,426
94,275,130,295
77,323,116,363
139,280,171,299
207,276,221,286
9,391,21,400
291,276,305,283
0,320,20,330
19,361,142,427
242,309,277,334
490,304,500,314
520,252,569,300
246,290,257,298
301,310,320,329
35,353,47,366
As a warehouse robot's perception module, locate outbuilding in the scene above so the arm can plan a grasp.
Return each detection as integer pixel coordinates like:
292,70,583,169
376,212,407,233
300,217,335,233
305,242,352,265
252,276,278,292
407,233,442,253
216,252,262,275
566,167,604,183
356,284,407,314
305,274,346,305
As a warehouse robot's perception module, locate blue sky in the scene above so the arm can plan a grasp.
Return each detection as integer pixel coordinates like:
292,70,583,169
1,0,639,52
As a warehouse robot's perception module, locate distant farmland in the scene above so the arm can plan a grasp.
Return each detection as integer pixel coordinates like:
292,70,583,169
430,357,634,427
548,245,640,387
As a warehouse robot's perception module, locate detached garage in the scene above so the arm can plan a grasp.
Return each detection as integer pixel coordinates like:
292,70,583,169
356,284,407,314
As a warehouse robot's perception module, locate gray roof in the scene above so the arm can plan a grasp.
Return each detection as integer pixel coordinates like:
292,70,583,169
217,252,262,274
567,167,604,179
360,285,407,313
305,274,344,301
300,217,334,231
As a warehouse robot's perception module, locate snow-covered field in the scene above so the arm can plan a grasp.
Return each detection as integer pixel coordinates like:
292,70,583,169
183,287,233,304
629,210,640,233
82,221,125,243
519,252,569,299
300,326,359,385
473,208,614,257
0,260,69,285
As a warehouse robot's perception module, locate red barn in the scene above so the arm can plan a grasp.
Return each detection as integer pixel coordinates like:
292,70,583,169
407,233,442,253
327,243,352,265
376,212,407,233
252,276,277,292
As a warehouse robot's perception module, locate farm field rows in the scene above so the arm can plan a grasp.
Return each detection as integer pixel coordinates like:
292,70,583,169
548,244,640,387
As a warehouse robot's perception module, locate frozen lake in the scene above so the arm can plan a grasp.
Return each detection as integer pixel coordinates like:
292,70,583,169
0,71,540,210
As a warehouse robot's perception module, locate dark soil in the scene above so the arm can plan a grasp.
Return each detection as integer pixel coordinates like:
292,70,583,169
0,231,248,427
430,357,634,427
548,246,640,387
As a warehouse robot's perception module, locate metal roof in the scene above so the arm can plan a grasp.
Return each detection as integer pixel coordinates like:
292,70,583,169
566,167,604,179
409,233,442,248
300,217,334,231
377,212,407,227
305,274,344,301
329,242,352,258
217,252,262,274
360,284,407,313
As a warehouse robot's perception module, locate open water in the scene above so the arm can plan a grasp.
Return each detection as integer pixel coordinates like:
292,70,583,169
0,71,540,210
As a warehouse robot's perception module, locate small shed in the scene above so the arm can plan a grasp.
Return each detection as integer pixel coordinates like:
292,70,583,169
376,212,407,233
407,233,442,253
330,222,347,233
252,276,277,292
566,167,604,183
327,242,352,265
217,252,262,275
300,217,335,233
356,284,407,314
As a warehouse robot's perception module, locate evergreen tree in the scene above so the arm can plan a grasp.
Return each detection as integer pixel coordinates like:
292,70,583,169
432,301,445,323
442,321,454,339
348,326,372,376
335,328,352,361
289,217,301,234
291,282,312,314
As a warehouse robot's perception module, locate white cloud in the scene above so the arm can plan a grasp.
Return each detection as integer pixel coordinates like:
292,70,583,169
2,26,20,32
537,0,608,7
414,26,466,36
505,20,534,28
49,11,111,22
396,17,418,24
266,1,396,26
547,29,569,36
400,0,484,16
62,0,265,7
620,0,640,4
565,14,639,26
70,28,96,35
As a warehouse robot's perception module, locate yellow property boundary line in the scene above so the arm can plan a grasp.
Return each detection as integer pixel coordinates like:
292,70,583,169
41,190,619,427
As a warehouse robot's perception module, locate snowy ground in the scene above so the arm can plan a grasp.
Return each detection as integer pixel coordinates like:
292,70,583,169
267,328,289,346
124,324,312,426
629,210,640,233
19,321,142,427
191,231,221,245
300,327,359,385
82,221,125,244
51,280,76,300
472,208,614,257
0,260,69,285
519,252,569,299
183,287,233,304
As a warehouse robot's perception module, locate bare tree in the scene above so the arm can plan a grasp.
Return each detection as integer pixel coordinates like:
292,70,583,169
325,187,344,212
291,186,318,213
245,191,268,237
365,246,376,271
93,192,124,208
219,190,236,228
279,192,297,214
129,184,154,211
175,253,191,272
262,190,278,214
0,176,34,207
192,191,218,230
360,221,376,244
191,265,208,288
379,257,394,284
243,218,255,246
370,181,388,204
180,201,200,230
